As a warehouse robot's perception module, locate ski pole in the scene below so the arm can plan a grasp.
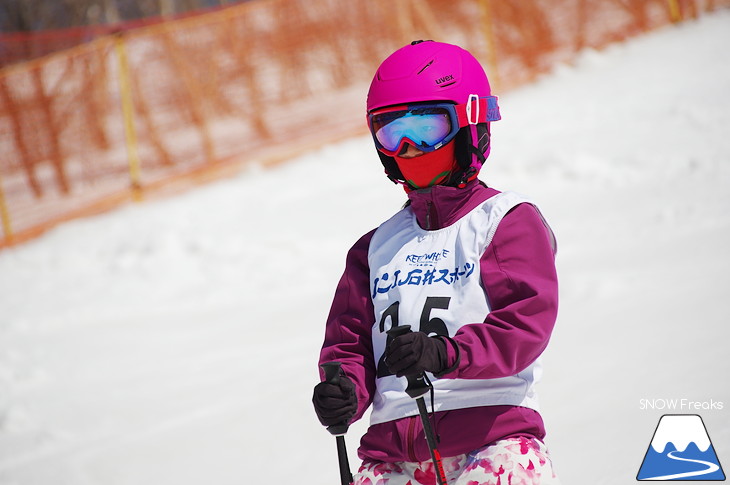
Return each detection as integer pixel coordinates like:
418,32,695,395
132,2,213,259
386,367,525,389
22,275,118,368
387,325,448,485
320,361,354,485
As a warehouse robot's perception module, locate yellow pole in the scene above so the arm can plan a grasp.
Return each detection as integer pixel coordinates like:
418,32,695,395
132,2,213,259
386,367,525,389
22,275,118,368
114,34,143,201
481,0,501,92
396,0,414,47
0,169,13,242
667,0,682,22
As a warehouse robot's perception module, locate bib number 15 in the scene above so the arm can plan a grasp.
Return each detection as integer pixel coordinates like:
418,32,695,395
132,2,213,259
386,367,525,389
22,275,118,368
376,296,451,378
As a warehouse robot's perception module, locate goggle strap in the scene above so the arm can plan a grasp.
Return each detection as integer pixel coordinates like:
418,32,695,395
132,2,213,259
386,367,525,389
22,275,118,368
456,96,501,126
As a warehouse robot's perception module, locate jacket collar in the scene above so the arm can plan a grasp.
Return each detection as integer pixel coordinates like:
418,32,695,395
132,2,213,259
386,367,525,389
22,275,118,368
407,180,498,230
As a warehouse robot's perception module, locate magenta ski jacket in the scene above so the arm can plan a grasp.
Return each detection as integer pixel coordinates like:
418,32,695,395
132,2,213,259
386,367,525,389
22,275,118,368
318,179,559,463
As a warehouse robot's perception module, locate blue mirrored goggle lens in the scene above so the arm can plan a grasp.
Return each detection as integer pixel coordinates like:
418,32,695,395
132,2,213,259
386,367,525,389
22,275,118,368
371,108,453,152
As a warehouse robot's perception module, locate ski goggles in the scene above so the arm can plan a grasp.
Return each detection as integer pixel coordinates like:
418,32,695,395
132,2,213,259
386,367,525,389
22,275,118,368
367,95,500,155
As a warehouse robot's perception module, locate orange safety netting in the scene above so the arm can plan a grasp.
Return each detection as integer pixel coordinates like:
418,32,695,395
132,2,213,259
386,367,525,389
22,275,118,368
0,0,725,247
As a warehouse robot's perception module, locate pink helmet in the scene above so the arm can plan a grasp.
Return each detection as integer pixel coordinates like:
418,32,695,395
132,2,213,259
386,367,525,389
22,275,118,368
367,40,500,185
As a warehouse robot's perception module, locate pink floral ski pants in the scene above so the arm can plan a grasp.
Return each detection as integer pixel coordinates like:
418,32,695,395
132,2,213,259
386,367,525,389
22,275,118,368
354,436,561,485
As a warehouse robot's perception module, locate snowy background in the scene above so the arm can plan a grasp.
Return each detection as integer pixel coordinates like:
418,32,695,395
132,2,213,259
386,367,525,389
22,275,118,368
1,10,729,485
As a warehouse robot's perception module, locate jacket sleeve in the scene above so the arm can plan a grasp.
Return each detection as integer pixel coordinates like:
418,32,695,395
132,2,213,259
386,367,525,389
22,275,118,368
318,229,377,422
441,202,559,380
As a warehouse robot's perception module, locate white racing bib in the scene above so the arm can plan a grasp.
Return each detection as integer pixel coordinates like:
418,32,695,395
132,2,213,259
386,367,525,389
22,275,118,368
368,191,542,425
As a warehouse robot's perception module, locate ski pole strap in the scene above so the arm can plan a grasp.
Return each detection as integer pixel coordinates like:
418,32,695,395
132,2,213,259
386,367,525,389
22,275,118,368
416,397,448,485
385,326,448,484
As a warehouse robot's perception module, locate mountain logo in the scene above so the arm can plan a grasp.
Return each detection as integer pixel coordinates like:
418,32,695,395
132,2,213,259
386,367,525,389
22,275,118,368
637,414,726,481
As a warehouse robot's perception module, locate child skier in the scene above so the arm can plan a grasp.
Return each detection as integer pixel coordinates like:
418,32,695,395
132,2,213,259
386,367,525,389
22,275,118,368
313,40,561,485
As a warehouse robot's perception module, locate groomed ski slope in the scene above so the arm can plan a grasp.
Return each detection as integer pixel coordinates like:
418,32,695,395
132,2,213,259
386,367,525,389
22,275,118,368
1,10,729,485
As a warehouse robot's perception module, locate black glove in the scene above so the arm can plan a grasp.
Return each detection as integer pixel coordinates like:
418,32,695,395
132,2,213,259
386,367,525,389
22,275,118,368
385,332,448,377
312,375,357,427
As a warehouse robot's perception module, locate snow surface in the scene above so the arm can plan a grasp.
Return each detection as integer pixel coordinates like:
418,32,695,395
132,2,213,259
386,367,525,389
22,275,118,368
2,10,730,485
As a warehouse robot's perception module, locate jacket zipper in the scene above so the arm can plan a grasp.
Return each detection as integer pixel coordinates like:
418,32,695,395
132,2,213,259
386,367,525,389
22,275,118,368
406,415,418,462
425,200,432,230
425,199,438,230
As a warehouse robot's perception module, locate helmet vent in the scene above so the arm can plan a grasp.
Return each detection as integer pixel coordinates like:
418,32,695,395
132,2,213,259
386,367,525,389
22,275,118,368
417,60,433,75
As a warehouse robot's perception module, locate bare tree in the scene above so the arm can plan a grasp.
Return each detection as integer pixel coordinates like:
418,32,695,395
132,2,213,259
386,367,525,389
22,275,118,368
0,0,237,32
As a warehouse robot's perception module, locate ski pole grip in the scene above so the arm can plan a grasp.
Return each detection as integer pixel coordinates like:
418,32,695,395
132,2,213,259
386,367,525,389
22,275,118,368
385,325,431,398
386,324,411,338
321,361,342,386
320,361,350,436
